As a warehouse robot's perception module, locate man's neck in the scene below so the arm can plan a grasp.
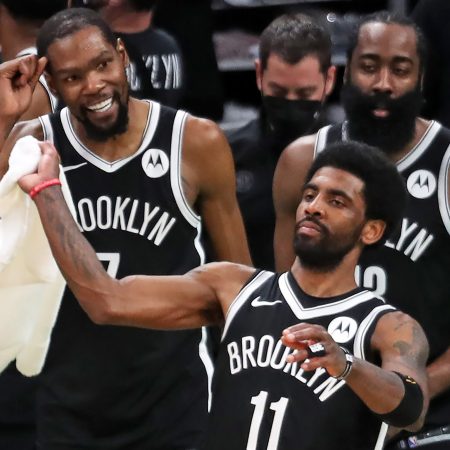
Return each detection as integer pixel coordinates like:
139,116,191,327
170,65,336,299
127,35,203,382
290,253,359,298
70,98,151,162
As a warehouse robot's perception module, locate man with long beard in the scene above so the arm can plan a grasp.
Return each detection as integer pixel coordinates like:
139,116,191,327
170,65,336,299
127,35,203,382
273,11,450,449
0,8,251,450
16,138,429,449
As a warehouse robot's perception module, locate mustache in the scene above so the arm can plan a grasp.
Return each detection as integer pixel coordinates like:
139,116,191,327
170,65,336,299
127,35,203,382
296,215,328,234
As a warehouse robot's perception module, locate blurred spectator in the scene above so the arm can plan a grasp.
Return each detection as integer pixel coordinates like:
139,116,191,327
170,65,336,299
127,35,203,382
226,13,335,270
154,0,224,119
411,0,450,127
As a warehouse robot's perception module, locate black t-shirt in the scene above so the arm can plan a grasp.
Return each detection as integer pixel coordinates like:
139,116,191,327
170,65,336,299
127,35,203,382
117,26,184,107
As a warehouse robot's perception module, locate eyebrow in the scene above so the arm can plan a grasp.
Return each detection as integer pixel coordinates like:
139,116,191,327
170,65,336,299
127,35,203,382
359,53,414,65
302,182,354,202
53,50,113,76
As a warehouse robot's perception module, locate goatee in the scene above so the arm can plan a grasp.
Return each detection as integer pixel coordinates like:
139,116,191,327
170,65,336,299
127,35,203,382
341,82,423,155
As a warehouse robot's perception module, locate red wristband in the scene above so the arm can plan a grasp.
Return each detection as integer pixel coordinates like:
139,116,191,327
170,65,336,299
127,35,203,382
29,178,62,199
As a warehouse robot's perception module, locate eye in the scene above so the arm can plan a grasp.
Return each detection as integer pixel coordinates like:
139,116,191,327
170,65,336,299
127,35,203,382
361,64,376,74
97,60,110,71
302,191,315,202
330,198,345,208
64,75,78,83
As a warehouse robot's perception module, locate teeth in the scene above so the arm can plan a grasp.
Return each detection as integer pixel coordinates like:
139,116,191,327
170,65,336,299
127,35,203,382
87,98,113,112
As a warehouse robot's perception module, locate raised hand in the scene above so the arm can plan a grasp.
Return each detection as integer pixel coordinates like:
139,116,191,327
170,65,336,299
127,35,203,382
0,55,47,123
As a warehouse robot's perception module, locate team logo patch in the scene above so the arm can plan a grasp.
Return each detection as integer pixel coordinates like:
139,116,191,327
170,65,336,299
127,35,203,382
328,317,358,343
406,170,436,199
142,149,169,178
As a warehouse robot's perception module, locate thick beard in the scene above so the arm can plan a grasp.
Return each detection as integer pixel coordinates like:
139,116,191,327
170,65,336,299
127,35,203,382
341,82,423,155
293,217,362,273
78,92,129,142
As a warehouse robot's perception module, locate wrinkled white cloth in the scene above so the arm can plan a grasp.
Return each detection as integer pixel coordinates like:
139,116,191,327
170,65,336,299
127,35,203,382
0,136,75,376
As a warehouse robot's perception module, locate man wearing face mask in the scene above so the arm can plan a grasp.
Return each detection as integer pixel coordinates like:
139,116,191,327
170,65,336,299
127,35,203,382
226,13,335,270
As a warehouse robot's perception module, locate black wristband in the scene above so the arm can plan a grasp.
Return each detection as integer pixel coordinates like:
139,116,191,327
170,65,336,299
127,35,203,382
376,372,424,427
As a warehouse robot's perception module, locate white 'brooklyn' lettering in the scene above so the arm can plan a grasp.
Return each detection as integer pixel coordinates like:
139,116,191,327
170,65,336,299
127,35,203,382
227,335,346,401
385,217,434,261
76,196,176,246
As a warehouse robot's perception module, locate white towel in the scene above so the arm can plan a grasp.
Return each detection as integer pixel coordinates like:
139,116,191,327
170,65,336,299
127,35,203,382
0,136,75,376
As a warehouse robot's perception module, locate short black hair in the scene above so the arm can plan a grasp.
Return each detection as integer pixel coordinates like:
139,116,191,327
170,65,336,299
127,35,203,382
0,0,67,22
305,141,406,242
259,13,332,74
37,8,116,63
346,10,427,76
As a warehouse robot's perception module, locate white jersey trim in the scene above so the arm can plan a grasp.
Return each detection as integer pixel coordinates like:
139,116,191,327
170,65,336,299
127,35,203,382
39,115,54,143
396,121,441,172
199,326,214,412
438,142,450,235
280,272,377,319
170,111,200,227
58,101,159,173
374,423,389,450
353,304,396,360
313,124,332,157
222,270,273,341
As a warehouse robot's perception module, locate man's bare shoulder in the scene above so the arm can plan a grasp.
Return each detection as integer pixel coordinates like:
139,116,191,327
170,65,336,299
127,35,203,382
183,115,227,156
10,118,45,142
189,262,257,305
278,133,317,170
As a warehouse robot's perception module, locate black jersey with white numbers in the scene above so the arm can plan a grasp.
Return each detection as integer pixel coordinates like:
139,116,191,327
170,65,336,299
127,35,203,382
315,121,450,430
205,270,395,450
36,102,213,449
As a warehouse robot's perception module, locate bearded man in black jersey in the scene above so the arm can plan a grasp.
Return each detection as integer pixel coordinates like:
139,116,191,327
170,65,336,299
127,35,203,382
273,10,450,449
15,136,430,450
0,8,250,450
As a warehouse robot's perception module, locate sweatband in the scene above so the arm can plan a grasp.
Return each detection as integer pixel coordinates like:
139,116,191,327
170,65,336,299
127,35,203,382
376,372,424,427
30,179,61,199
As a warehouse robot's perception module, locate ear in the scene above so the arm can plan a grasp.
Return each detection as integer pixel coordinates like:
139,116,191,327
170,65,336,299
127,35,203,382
360,219,386,246
115,38,129,67
324,65,337,97
44,70,58,98
255,58,263,92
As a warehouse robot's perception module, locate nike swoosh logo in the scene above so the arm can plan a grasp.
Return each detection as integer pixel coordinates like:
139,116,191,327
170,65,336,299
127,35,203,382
63,162,88,172
251,296,283,307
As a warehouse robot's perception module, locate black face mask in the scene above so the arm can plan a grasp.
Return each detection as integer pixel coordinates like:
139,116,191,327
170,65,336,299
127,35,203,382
261,96,322,149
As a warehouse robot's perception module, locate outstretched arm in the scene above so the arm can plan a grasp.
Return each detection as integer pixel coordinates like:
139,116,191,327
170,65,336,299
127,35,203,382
19,142,255,330
0,55,46,148
282,311,429,431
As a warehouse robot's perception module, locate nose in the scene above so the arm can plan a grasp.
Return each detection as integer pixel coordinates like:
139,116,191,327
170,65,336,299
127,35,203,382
372,67,393,95
83,71,105,94
304,196,324,217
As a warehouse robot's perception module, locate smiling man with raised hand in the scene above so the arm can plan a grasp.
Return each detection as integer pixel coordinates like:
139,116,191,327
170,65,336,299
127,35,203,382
273,10,450,449
19,138,429,450
0,7,251,450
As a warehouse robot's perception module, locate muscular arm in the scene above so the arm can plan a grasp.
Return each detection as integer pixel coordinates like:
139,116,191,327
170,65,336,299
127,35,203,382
282,311,429,431
273,136,315,271
182,116,252,264
427,346,450,399
19,142,255,329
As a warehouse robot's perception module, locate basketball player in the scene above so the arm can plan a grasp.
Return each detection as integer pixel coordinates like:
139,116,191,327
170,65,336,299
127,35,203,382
273,11,450,449
18,139,429,450
0,8,251,450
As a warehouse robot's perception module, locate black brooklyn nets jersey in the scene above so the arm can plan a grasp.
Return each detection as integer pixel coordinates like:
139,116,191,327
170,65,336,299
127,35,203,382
205,271,396,450
36,102,213,449
315,121,450,428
